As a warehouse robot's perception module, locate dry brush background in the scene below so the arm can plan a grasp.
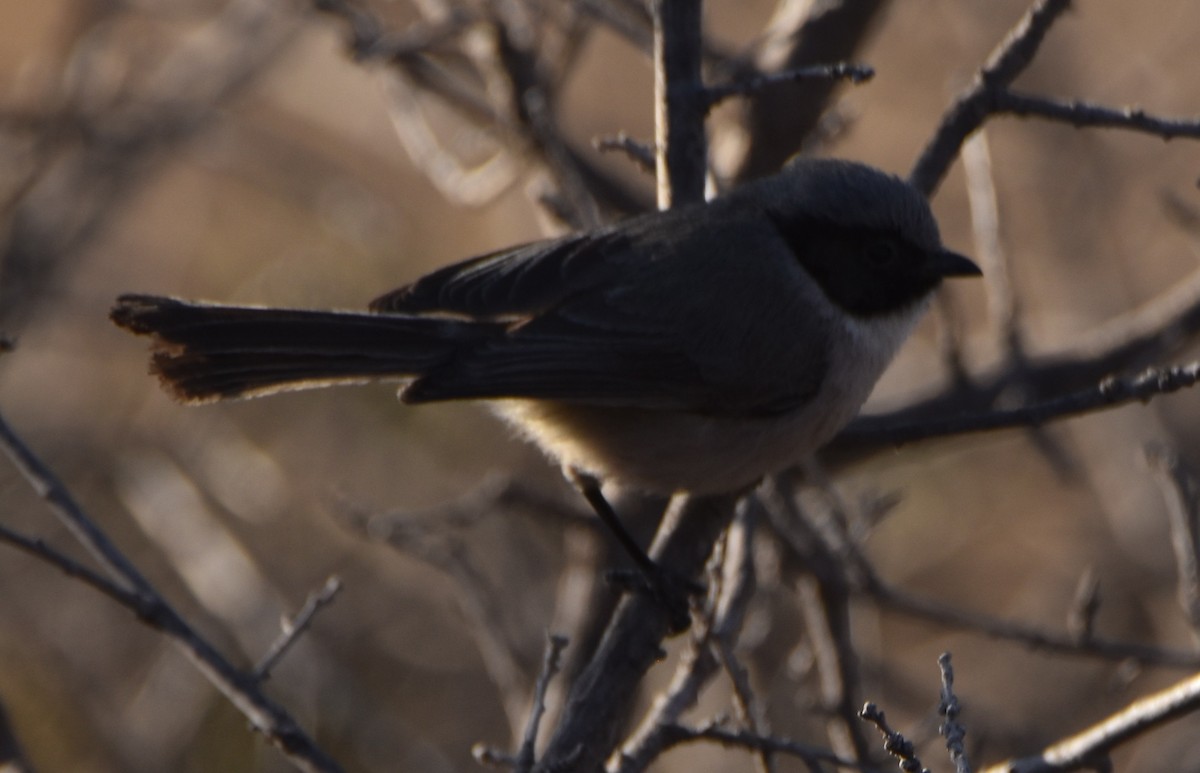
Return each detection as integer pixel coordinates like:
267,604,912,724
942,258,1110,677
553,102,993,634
1,1,1200,771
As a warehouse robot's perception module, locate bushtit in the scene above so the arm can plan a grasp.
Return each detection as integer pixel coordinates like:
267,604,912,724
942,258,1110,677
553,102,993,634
112,158,980,497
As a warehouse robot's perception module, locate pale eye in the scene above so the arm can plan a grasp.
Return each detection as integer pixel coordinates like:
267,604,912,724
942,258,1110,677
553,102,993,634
866,239,899,266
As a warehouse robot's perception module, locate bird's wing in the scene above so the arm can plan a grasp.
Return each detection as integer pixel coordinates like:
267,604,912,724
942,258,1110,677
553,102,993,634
401,297,716,410
387,204,827,416
369,228,632,318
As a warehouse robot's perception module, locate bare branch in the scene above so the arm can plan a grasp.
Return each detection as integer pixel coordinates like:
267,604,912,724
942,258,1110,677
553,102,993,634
0,410,342,772
651,0,707,208
594,133,657,175
984,670,1200,773
0,410,155,596
909,0,1073,195
614,501,761,773
835,362,1200,452
859,702,929,773
534,490,744,773
658,724,870,772
1144,444,1200,633
962,129,1024,364
1066,568,1101,644
728,0,889,181
993,92,1200,139
338,498,530,735
704,62,873,110
865,575,1200,669
938,654,972,773
515,634,570,773
0,522,146,613
253,576,343,682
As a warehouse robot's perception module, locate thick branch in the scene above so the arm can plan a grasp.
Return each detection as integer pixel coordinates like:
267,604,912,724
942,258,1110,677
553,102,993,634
652,0,707,208
533,491,743,772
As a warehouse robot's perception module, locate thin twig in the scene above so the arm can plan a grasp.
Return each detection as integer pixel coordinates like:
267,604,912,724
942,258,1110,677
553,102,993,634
594,133,657,175
253,576,344,682
1066,568,1101,644
962,128,1024,365
0,412,155,596
984,670,1200,773
713,506,774,773
837,362,1200,451
1144,444,1200,633
909,0,1074,196
994,92,1200,139
865,576,1200,669
658,724,872,772
339,499,530,735
0,410,342,772
0,522,146,613
515,634,570,773
938,654,972,773
704,62,873,109
860,702,929,773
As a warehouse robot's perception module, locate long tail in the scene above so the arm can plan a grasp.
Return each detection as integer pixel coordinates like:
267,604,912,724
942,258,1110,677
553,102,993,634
111,294,496,403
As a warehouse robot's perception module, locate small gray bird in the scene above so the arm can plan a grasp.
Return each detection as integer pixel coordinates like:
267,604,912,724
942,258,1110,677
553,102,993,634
112,158,980,497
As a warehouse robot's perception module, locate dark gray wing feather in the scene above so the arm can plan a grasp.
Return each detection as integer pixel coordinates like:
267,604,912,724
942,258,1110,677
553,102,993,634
370,228,631,317
379,203,826,416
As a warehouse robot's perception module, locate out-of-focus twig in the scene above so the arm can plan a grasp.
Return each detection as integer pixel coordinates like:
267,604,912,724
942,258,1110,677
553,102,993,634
1066,568,1101,644
655,723,869,772
1143,444,1200,634
338,497,530,735
0,698,35,773
0,410,342,773
1,0,301,327
315,0,650,217
728,0,889,182
961,129,1023,366
863,571,1200,669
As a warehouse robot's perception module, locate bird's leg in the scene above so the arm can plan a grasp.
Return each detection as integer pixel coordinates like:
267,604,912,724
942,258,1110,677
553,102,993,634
565,469,700,632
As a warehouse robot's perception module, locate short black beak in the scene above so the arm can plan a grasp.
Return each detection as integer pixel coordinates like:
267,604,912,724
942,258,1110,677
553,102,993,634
932,249,982,278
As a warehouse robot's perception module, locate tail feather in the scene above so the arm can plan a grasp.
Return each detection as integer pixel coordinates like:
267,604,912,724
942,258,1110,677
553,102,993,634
111,294,494,403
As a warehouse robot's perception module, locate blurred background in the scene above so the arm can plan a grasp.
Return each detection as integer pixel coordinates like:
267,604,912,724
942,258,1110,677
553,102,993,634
1,1,1200,771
